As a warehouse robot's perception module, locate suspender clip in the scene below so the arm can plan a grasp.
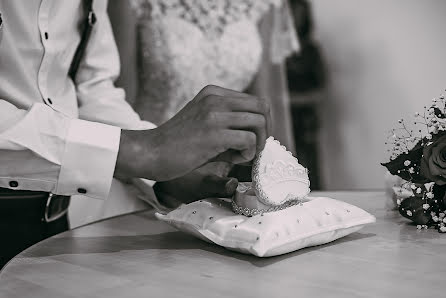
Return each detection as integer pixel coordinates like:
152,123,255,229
88,11,96,26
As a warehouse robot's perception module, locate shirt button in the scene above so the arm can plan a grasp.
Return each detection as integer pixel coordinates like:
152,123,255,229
77,188,87,194
9,181,19,188
44,32,49,40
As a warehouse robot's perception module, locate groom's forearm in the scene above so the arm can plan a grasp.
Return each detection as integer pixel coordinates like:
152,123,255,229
114,129,159,181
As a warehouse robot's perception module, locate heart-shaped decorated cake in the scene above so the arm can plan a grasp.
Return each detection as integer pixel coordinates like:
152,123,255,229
232,137,310,216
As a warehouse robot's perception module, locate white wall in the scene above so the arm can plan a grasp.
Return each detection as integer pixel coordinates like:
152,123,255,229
311,0,446,189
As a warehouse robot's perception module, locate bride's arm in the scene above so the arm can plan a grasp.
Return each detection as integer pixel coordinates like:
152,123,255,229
107,1,139,107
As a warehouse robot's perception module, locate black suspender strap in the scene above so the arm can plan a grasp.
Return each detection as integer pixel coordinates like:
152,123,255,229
0,13,3,43
69,0,96,81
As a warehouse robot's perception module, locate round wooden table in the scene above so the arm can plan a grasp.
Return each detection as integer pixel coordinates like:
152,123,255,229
1,191,444,298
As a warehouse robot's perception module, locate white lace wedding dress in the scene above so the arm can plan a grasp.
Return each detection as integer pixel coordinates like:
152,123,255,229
129,0,299,147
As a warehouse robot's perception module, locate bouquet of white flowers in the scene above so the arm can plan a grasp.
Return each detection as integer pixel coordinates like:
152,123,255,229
382,90,446,232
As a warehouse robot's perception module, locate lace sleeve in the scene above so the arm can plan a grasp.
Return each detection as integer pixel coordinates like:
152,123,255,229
128,0,157,20
267,0,300,64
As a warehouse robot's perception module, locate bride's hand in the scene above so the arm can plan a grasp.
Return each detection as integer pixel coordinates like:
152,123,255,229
115,85,271,181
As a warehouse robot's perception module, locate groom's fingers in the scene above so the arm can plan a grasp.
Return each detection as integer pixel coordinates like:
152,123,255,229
189,85,250,107
193,85,271,138
196,85,252,101
217,130,257,163
220,97,272,139
198,175,239,198
214,112,267,153
213,150,248,165
220,129,257,164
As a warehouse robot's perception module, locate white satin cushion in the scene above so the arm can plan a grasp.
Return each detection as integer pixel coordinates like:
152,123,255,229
156,196,376,257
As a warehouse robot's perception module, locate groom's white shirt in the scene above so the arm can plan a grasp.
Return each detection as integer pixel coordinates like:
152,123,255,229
0,0,155,199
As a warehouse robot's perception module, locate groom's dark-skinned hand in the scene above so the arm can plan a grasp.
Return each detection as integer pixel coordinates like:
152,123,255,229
114,85,271,182
131,164,249,209
150,163,253,207
153,171,239,206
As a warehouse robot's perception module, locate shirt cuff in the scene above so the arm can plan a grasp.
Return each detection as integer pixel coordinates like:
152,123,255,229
132,120,157,130
55,118,121,199
131,178,175,213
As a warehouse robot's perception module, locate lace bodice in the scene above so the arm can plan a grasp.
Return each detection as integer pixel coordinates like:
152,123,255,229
130,0,289,124
131,0,281,38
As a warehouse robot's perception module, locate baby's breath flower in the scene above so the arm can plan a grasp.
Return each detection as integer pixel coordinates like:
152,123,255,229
431,126,440,134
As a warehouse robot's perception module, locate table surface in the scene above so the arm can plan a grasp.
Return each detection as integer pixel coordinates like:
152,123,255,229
1,191,445,298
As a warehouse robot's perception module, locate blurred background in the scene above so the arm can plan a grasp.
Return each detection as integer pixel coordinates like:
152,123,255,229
287,0,446,190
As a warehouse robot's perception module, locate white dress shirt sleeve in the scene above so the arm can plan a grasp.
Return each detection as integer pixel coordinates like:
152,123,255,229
0,100,120,199
72,0,157,195
0,0,157,202
74,0,155,131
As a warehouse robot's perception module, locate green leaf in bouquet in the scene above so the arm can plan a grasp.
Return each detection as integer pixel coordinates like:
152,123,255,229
428,129,446,143
398,195,431,225
433,107,446,119
381,140,429,184
432,183,446,211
